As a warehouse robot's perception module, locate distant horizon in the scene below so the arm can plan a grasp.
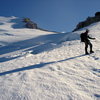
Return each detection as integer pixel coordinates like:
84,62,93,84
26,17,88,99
0,0,100,32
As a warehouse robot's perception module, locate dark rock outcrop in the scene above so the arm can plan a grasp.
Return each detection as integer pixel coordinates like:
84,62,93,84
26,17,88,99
23,18,38,29
73,12,100,31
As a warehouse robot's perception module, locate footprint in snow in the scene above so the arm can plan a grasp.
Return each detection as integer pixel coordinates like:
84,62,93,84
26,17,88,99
92,68,100,77
92,68,100,73
94,94,100,98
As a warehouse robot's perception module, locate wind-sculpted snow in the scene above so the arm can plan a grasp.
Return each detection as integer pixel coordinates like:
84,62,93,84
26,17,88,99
0,16,100,100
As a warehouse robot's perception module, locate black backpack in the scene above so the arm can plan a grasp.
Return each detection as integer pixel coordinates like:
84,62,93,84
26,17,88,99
80,33,85,42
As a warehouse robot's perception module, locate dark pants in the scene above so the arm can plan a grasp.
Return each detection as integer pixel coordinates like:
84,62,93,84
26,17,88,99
84,40,93,54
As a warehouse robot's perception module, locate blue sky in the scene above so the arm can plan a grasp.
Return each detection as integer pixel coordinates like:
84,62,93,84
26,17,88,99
0,0,100,32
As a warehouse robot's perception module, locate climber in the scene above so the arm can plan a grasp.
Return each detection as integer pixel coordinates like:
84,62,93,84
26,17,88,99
80,29,95,54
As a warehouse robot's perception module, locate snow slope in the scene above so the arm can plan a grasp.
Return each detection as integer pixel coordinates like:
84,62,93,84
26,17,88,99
0,16,100,100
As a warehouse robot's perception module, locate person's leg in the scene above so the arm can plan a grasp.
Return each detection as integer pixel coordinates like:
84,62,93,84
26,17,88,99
88,41,94,53
85,41,89,54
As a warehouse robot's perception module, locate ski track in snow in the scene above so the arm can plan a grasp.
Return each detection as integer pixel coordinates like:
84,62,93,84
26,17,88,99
0,16,100,100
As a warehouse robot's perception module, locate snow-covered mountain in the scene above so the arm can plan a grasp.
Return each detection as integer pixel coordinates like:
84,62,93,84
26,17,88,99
0,16,100,100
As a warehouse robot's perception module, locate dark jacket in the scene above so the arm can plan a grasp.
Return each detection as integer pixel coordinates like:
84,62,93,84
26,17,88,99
80,31,95,42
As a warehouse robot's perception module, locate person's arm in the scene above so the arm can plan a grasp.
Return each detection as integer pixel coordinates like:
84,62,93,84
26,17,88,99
88,35,95,39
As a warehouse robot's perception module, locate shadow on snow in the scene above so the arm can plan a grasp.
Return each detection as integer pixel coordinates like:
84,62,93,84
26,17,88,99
0,32,71,62
0,54,85,76
0,29,79,63
0,55,21,63
0,33,67,55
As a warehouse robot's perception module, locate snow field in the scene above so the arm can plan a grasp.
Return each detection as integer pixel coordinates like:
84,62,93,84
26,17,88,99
0,16,100,100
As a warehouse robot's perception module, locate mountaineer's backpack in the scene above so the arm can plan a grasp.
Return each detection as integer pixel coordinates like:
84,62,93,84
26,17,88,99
80,33,85,42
